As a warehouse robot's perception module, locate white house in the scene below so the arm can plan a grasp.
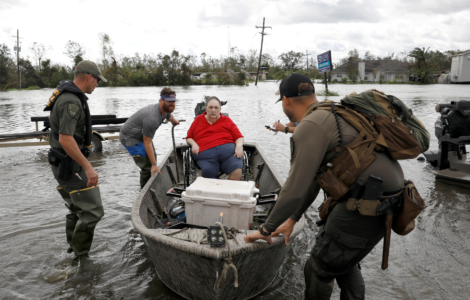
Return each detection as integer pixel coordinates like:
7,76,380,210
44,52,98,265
331,59,410,82
450,50,470,83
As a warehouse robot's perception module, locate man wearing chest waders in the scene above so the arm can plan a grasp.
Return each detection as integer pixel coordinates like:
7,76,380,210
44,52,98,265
245,73,405,299
45,60,106,260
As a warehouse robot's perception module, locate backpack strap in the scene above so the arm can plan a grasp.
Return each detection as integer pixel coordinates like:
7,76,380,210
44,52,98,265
309,102,381,200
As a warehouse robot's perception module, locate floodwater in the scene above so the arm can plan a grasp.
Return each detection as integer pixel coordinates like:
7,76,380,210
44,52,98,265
1,82,470,300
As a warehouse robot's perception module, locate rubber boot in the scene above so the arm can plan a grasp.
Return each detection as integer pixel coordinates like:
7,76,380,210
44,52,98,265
69,185,104,257
133,155,152,189
57,186,78,253
304,254,334,300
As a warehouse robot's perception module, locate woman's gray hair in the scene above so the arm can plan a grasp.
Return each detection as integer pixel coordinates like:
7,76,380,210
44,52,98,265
206,96,221,107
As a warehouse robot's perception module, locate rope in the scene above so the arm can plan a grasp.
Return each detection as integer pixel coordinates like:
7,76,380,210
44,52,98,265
161,228,187,236
197,232,207,244
215,222,239,289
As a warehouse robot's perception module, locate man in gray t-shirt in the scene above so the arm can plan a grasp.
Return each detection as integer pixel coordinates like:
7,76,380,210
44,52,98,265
120,87,179,188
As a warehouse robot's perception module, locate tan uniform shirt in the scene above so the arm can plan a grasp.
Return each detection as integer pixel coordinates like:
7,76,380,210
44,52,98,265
264,104,404,232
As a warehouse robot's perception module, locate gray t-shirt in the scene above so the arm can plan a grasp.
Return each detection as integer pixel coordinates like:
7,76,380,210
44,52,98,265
120,104,170,147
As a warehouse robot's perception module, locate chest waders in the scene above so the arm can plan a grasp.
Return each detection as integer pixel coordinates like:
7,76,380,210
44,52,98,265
46,81,104,257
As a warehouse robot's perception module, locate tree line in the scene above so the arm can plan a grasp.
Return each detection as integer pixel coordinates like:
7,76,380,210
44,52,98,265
0,32,463,89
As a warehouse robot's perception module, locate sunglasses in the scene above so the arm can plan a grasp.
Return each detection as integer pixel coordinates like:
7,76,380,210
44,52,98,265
91,74,101,84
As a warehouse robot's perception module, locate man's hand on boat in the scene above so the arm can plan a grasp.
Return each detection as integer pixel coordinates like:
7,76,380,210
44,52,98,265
244,218,296,246
151,165,162,176
271,218,296,246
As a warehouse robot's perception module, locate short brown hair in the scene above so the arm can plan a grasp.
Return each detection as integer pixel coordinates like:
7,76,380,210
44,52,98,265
160,87,176,97
298,83,314,93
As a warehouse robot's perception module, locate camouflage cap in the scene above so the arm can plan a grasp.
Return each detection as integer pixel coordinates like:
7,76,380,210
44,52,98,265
75,60,107,83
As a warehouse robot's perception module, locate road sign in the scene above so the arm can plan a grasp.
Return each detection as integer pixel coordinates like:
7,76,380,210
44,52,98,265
318,51,332,73
259,65,269,70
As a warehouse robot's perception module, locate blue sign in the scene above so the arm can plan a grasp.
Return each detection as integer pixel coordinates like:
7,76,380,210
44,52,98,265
318,51,332,73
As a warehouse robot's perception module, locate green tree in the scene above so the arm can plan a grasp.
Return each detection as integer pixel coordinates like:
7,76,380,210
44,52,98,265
278,51,304,71
408,47,434,84
0,44,13,85
19,58,43,88
63,40,85,68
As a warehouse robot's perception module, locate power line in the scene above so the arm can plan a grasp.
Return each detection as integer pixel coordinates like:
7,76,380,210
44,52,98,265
306,50,312,76
255,17,271,86
11,30,22,89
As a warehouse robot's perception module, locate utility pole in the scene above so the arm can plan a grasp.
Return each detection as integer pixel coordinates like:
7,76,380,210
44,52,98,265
306,50,312,77
255,17,271,86
12,30,21,89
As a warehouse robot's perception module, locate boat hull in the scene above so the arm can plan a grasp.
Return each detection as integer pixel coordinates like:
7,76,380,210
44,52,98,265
132,142,305,300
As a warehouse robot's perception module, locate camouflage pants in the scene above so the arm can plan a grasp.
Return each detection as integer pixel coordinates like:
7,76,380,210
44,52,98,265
304,201,385,300
52,161,104,256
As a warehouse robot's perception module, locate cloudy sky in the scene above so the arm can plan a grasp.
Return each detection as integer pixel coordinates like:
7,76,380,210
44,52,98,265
1,0,469,67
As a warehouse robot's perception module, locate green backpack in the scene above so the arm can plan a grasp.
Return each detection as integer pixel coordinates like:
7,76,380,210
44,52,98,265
341,89,430,160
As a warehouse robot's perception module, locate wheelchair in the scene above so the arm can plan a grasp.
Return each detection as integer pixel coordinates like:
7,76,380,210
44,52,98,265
181,144,251,188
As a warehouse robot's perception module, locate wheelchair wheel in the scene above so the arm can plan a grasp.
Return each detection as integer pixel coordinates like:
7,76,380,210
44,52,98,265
183,147,195,188
241,150,250,181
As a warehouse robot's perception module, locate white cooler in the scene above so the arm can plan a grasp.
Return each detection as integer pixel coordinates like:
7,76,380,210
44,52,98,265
181,177,259,230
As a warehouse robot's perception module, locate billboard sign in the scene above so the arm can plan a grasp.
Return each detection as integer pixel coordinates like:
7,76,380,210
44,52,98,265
259,65,269,70
318,51,332,73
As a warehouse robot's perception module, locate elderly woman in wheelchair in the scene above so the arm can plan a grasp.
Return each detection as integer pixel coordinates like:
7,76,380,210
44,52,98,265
186,96,244,180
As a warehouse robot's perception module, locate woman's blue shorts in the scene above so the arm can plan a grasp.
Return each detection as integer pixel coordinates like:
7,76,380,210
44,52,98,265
192,143,243,178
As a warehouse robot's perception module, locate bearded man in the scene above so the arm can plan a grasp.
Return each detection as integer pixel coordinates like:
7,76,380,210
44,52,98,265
119,87,180,188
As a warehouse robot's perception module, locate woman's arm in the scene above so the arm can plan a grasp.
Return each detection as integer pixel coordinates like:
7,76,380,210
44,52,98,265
234,137,244,158
186,138,200,156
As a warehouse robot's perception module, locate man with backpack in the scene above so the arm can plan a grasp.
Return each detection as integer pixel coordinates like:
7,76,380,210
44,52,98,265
245,73,427,299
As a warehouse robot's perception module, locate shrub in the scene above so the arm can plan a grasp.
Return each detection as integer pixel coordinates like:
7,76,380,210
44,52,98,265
341,77,348,84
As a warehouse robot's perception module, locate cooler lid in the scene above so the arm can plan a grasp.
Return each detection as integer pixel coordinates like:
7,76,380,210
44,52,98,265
183,177,259,201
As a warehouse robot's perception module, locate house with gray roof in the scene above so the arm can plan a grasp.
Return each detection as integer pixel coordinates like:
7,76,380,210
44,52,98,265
331,59,410,82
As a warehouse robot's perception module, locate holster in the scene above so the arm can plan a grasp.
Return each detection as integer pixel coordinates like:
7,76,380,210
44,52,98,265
318,197,338,220
49,148,89,181
58,156,73,181
48,148,65,167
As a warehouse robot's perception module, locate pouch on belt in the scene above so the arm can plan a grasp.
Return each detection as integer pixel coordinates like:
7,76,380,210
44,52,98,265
392,180,425,235
69,185,104,221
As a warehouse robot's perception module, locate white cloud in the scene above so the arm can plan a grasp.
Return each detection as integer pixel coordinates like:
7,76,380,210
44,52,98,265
0,0,468,67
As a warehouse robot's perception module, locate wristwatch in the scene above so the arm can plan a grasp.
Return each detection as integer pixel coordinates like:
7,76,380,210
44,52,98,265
284,126,289,134
259,224,271,236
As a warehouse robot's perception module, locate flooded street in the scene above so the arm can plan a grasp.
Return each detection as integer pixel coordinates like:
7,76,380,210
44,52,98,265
1,82,470,299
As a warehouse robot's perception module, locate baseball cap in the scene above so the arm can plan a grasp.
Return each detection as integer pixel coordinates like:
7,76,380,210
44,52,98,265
75,60,107,83
161,94,178,102
275,73,315,103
